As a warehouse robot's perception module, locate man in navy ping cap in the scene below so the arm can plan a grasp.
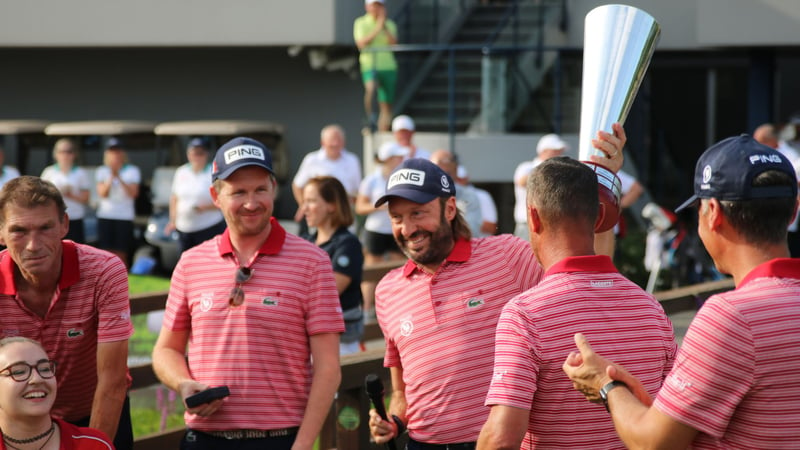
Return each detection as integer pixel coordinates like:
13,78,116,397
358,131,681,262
153,137,343,449
564,134,800,449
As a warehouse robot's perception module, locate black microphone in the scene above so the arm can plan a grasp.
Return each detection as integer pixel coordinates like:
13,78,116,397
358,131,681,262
365,374,397,450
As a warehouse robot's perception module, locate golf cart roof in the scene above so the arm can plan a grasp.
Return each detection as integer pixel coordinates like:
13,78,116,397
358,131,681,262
0,120,50,134
154,120,284,136
44,120,157,136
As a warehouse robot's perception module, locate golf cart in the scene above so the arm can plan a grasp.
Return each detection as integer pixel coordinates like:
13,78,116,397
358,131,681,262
143,120,288,273
0,120,51,176
43,120,158,247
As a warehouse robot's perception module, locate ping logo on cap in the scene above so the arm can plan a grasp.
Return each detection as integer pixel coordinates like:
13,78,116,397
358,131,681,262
388,168,425,189
224,145,265,164
749,153,783,165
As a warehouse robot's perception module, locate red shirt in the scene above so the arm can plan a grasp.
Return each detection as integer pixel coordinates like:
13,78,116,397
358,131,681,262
654,258,800,449
163,218,344,431
0,242,133,421
486,255,677,448
375,234,544,444
0,419,113,450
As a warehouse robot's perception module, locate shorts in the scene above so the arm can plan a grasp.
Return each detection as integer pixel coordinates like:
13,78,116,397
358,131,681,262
97,218,134,252
362,69,397,103
364,230,400,256
341,306,364,344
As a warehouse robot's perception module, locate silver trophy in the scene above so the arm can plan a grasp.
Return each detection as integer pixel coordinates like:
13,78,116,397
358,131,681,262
578,4,660,231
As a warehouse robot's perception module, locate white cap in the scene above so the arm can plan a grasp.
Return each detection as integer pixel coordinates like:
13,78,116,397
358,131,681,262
378,142,410,161
365,0,384,4
392,115,415,132
536,133,567,154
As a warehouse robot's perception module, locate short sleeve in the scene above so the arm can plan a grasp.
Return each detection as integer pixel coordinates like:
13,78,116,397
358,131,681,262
485,301,539,409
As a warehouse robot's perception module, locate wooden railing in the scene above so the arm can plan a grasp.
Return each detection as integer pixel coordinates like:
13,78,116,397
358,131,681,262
131,263,733,448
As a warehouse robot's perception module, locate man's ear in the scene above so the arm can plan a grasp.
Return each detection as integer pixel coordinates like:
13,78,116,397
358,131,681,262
705,198,724,231
528,204,542,235
210,185,220,206
444,196,458,221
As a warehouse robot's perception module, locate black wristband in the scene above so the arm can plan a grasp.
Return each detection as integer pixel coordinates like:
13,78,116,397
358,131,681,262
599,380,628,412
391,415,406,435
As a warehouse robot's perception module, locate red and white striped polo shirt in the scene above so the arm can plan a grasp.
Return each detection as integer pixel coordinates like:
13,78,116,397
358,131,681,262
654,258,800,449
486,255,677,448
163,218,344,431
375,234,544,444
0,241,133,421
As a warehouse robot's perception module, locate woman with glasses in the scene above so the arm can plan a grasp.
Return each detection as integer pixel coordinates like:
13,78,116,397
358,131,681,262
0,337,112,449
41,138,91,244
302,176,365,355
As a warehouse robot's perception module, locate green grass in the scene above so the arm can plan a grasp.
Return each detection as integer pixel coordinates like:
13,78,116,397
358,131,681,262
128,274,171,295
128,275,170,358
131,401,185,437
127,274,184,438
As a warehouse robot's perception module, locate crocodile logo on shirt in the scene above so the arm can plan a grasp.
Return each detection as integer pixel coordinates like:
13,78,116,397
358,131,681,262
467,297,484,308
67,328,84,338
262,297,277,306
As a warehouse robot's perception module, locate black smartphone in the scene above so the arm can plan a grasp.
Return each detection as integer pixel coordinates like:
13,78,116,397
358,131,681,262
185,386,230,408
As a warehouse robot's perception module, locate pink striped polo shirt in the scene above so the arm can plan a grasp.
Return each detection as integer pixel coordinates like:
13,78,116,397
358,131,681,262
162,218,344,431
486,255,677,448
0,241,133,421
375,234,544,444
654,258,800,449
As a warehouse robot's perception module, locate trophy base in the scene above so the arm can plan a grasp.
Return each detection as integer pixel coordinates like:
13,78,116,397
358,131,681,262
583,161,622,233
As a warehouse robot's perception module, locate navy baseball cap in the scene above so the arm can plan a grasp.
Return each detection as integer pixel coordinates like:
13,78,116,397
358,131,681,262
188,137,209,149
375,158,455,207
106,137,124,149
212,137,273,181
675,134,798,212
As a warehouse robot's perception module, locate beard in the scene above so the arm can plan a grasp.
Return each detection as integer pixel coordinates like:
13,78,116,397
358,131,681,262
397,209,454,266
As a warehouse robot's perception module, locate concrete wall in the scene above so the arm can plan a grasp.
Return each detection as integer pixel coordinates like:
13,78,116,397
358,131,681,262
0,47,366,218
565,0,800,49
0,0,363,46
4,1,799,49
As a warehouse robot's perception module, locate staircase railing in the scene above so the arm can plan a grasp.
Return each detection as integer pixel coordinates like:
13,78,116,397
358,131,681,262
476,0,569,133
365,43,568,147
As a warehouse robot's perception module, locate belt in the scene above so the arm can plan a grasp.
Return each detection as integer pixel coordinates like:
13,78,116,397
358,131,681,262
202,427,299,440
409,438,476,450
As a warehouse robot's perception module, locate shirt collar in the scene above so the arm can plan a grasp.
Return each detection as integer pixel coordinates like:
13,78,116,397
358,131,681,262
217,217,286,258
545,255,617,277
739,258,800,288
0,241,79,295
402,238,471,277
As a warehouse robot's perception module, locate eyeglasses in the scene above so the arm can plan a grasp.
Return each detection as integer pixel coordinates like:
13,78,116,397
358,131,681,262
229,267,253,307
0,360,57,382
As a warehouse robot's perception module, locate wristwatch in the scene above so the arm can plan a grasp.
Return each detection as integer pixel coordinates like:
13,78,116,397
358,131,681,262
599,380,628,412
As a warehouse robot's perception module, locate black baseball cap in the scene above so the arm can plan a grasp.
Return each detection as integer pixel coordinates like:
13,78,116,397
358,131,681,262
675,134,798,212
375,158,455,207
211,137,274,181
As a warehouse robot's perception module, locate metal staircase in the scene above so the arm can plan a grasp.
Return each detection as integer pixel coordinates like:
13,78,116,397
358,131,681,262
393,0,569,134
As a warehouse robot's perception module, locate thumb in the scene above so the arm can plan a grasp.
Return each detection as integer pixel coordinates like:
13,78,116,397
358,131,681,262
573,333,595,355
564,351,583,367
